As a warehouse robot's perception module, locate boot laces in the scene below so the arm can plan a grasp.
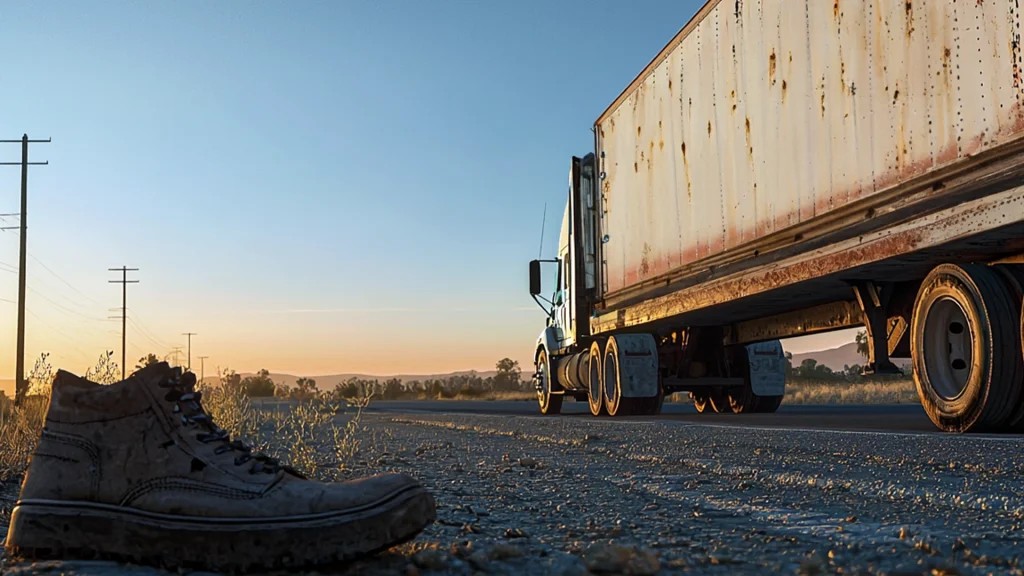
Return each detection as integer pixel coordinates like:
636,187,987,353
157,367,305,478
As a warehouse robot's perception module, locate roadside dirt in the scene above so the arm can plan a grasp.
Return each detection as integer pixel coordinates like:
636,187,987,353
4,411,1024,575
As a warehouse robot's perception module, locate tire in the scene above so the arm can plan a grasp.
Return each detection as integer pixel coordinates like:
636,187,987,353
588,341,607,416
753,394,783,413
603,335,660,417
707,388,730,413
994,264,1024,431
691,392,711,413
536,349,562,416
911,264,1023,433
603,337,626,416
727,346,785,414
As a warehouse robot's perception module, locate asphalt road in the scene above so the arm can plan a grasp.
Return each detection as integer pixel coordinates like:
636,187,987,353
365,399,1024,436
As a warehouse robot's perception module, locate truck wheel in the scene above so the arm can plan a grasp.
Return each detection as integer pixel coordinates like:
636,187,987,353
912,264,1023,432
691,392,710,413
588,340,607,416
536,349,563,416
726,346,784,414
994,264,1024,430
707,388,730,413
602,334,660,417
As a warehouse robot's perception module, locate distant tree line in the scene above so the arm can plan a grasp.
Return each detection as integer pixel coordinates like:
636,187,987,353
210,358,528,401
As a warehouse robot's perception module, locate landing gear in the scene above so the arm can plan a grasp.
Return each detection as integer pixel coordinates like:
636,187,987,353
910,264,1023,433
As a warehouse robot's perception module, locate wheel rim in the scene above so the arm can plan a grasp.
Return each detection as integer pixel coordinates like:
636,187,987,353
604,349,618,411
589,351,602,409
923,296,974,401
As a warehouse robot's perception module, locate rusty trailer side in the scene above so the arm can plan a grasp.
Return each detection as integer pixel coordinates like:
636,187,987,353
591,0,1024,337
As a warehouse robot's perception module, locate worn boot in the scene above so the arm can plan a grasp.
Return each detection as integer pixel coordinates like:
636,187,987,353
4,362,436,572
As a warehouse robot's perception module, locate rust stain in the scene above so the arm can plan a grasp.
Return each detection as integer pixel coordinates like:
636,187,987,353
640,243,652,278
637,126,642,138
659,140,664,150
833,0,839,20
625,232,924,326
681,142,692,202
634,162,638,173
669,79,673,92
708,121,713,136
782,80,788,102
769,50,777,85
904,1,914,37
745,117,752,155
893,88,900,103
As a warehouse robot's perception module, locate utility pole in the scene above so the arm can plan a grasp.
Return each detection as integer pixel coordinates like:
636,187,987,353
1,134,50,406
182,332,196,371
197,355,208,385
167,346,184,367
109,266,139,381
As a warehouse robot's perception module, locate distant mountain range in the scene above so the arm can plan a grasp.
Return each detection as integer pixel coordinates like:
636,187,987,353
788,342,910,371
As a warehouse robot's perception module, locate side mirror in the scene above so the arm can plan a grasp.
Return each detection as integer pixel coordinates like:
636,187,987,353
529,260,542,295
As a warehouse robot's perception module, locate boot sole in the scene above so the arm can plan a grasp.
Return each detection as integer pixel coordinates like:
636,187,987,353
4,484,436,572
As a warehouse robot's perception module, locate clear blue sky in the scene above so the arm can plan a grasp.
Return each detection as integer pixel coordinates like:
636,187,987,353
0,0,854,389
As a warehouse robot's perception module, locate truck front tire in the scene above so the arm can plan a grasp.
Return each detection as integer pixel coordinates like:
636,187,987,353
536,349,563,416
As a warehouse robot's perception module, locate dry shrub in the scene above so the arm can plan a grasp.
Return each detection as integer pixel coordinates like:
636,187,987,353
200,369,373,482
0,353,56,481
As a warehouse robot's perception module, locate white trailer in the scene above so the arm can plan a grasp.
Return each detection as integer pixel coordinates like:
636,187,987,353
529,0,1024,433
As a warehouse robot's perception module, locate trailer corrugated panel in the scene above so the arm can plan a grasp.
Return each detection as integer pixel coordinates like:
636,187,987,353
595,0,1024,298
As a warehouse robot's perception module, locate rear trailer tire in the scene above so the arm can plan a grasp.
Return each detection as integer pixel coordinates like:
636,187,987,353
691,392,711,413
707,388,730,413
994,264,1024,431
911,264,1023,433
588,341,607,417
536,349,563,416
726,345,785,414
753,395,783,413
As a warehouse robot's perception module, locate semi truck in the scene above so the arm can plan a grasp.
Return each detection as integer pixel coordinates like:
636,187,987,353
527,0,1024,433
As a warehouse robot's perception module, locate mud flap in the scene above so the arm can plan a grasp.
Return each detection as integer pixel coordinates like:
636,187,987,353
746,340,786,397
614,333,660,398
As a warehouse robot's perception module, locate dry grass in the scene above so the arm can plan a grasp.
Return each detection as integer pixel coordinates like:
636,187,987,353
664,377,920,406
0,357,374,488
784,378,919,405
197,377,373,481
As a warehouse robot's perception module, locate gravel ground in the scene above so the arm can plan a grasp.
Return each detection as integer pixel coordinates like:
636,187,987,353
3,410,1024,575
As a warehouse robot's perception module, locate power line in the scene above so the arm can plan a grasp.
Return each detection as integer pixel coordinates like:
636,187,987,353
27,286,107,321
126,308,171,349
29,252,104,307
127,316,167,351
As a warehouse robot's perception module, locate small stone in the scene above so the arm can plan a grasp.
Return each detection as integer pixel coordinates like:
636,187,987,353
504,528,528,539
583,543,661,575
845,516,857,523
489,543,524,560
899,526,911,540
518,457,539,468
585,433,602,441
412,548,448,570
406,565,420,576
468,551,490,570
